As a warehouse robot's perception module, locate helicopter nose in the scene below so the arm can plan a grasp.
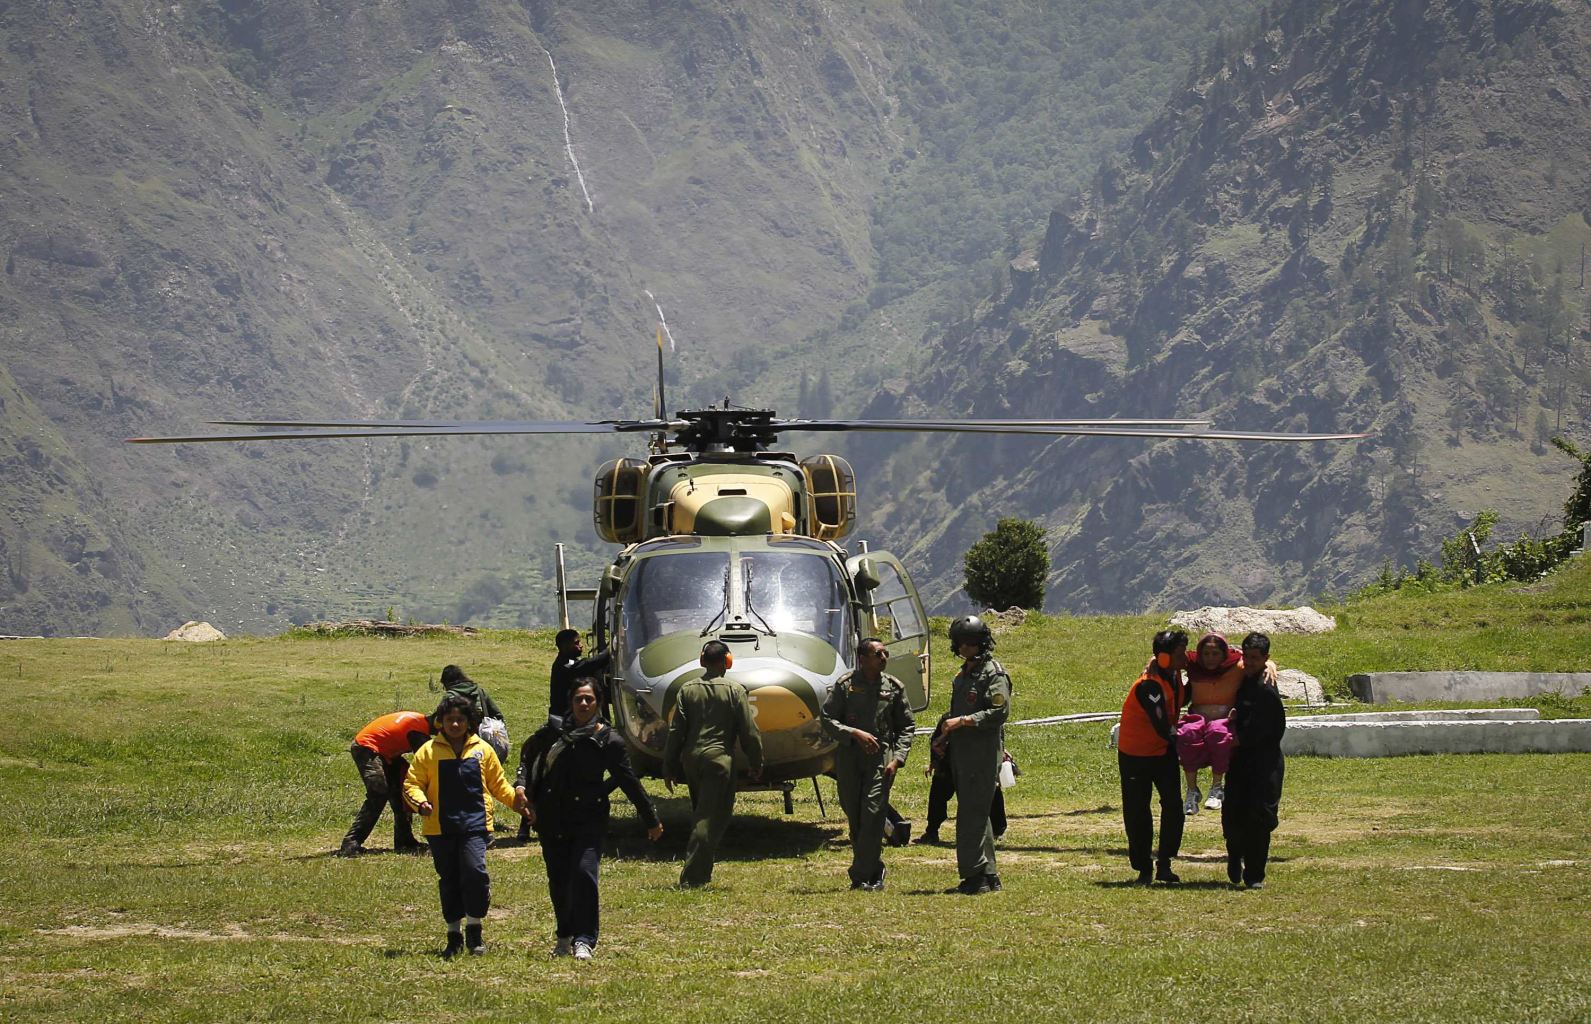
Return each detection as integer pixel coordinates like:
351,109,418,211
733,668,819,732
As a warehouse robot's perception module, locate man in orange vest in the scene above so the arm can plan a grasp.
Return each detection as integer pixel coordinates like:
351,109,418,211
338,711,433,857
1117,629,1189,885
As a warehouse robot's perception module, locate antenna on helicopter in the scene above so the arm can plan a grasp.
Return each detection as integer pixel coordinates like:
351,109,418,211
650,326,668,455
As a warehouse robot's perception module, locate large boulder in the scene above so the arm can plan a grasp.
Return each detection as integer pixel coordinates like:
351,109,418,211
1170,606,1336,636
981,607,1029,635
1275,668,1326,703
164,620,226,642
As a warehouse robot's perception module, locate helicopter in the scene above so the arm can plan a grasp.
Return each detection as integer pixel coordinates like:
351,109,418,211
130,336,1366,805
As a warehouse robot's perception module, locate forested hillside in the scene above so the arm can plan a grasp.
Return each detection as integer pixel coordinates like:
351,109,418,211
855,0,1591,613
0,0,1256,634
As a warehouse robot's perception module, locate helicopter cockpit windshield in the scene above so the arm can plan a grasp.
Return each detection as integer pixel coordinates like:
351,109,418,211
622,551,729,650
742,549,853,657
619,542,854,656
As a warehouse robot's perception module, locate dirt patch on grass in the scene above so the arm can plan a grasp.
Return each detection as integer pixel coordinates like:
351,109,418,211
39,922,371,945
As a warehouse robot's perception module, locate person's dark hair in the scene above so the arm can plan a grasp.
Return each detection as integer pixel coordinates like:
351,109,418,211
433,692,483,731
1153,629,1190,656
569,676,607,709
555,628,580,648
701,640,730,664
440,664,469,687
858,636,888,656
1241,632,1271,658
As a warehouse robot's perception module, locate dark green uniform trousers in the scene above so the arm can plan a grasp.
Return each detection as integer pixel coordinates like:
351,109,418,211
680,751,736,886
951,746,1000,881
835,758,895,886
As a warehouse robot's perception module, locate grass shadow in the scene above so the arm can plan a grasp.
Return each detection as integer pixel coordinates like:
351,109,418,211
1091,878,1237,890
601,811,841,862
1003,805,1115,820
997,843,1125,855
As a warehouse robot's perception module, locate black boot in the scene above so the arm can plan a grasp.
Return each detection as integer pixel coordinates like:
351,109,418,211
465,923,485,955
1155,862,1181,884
442,931,464,959
948,876,991,895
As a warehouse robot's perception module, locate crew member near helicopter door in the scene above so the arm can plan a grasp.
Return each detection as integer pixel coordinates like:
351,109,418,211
934,616,1010,895
820,637,915,891
551,629,612,721
1118,629,1189,885
663,640,764,888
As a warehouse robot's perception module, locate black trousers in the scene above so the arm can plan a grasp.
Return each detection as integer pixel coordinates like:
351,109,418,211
1223,759,1283,885
1222,816,1273,885
541,832,604,946
429,833,491,923
1118,750,1184,872
341,744,418,850
924,763,1006,836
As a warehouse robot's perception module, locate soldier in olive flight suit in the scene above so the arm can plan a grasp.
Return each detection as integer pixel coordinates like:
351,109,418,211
663,640,764,888
934,615,1010,895
821,637,915,892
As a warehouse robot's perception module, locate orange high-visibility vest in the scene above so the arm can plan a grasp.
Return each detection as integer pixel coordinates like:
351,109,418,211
1118,668,1182,757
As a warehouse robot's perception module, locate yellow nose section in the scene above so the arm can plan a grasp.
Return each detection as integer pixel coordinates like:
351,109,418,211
745,685,814,732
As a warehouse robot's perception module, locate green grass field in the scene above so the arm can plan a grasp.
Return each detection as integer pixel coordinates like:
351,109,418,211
3,564,1590,1021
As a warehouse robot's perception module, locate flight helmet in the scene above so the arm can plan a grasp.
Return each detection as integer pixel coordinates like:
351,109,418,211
948,614,995,654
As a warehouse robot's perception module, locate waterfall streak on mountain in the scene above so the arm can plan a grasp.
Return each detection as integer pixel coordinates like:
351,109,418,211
542,46,594,213
644,290,678,351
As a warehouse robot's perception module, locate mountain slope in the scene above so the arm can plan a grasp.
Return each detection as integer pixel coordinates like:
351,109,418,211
857,0,1591,613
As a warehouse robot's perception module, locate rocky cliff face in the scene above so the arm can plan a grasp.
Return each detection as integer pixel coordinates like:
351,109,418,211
859,0,1591,614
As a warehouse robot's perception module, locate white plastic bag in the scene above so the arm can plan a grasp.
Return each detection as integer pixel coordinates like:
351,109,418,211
998,757,1017,790
478,716,511,763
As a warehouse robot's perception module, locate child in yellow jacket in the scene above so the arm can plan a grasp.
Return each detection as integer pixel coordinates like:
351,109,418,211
403,692,519,957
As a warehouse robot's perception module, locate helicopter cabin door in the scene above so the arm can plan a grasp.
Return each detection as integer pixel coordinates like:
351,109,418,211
845,551,930,711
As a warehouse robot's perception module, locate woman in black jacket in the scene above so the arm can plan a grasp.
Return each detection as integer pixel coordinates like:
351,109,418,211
514,677,662,960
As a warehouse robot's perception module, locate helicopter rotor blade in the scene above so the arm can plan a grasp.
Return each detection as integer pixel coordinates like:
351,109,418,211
767,419,1369,441
127,420,671,444
775,417,1214,429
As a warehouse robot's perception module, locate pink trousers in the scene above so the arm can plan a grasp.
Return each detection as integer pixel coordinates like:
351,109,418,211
1176,714,1233,775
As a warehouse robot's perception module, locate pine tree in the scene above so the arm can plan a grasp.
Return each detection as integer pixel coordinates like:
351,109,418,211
963,518,1049,610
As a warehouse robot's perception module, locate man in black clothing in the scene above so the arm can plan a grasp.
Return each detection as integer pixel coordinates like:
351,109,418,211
550,629,612,721
1223,632,1287,889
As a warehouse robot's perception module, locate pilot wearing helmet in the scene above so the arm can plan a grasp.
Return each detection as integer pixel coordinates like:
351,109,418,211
933,615,1011,895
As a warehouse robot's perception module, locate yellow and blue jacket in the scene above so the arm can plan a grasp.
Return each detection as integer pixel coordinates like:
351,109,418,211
402,733,517,837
